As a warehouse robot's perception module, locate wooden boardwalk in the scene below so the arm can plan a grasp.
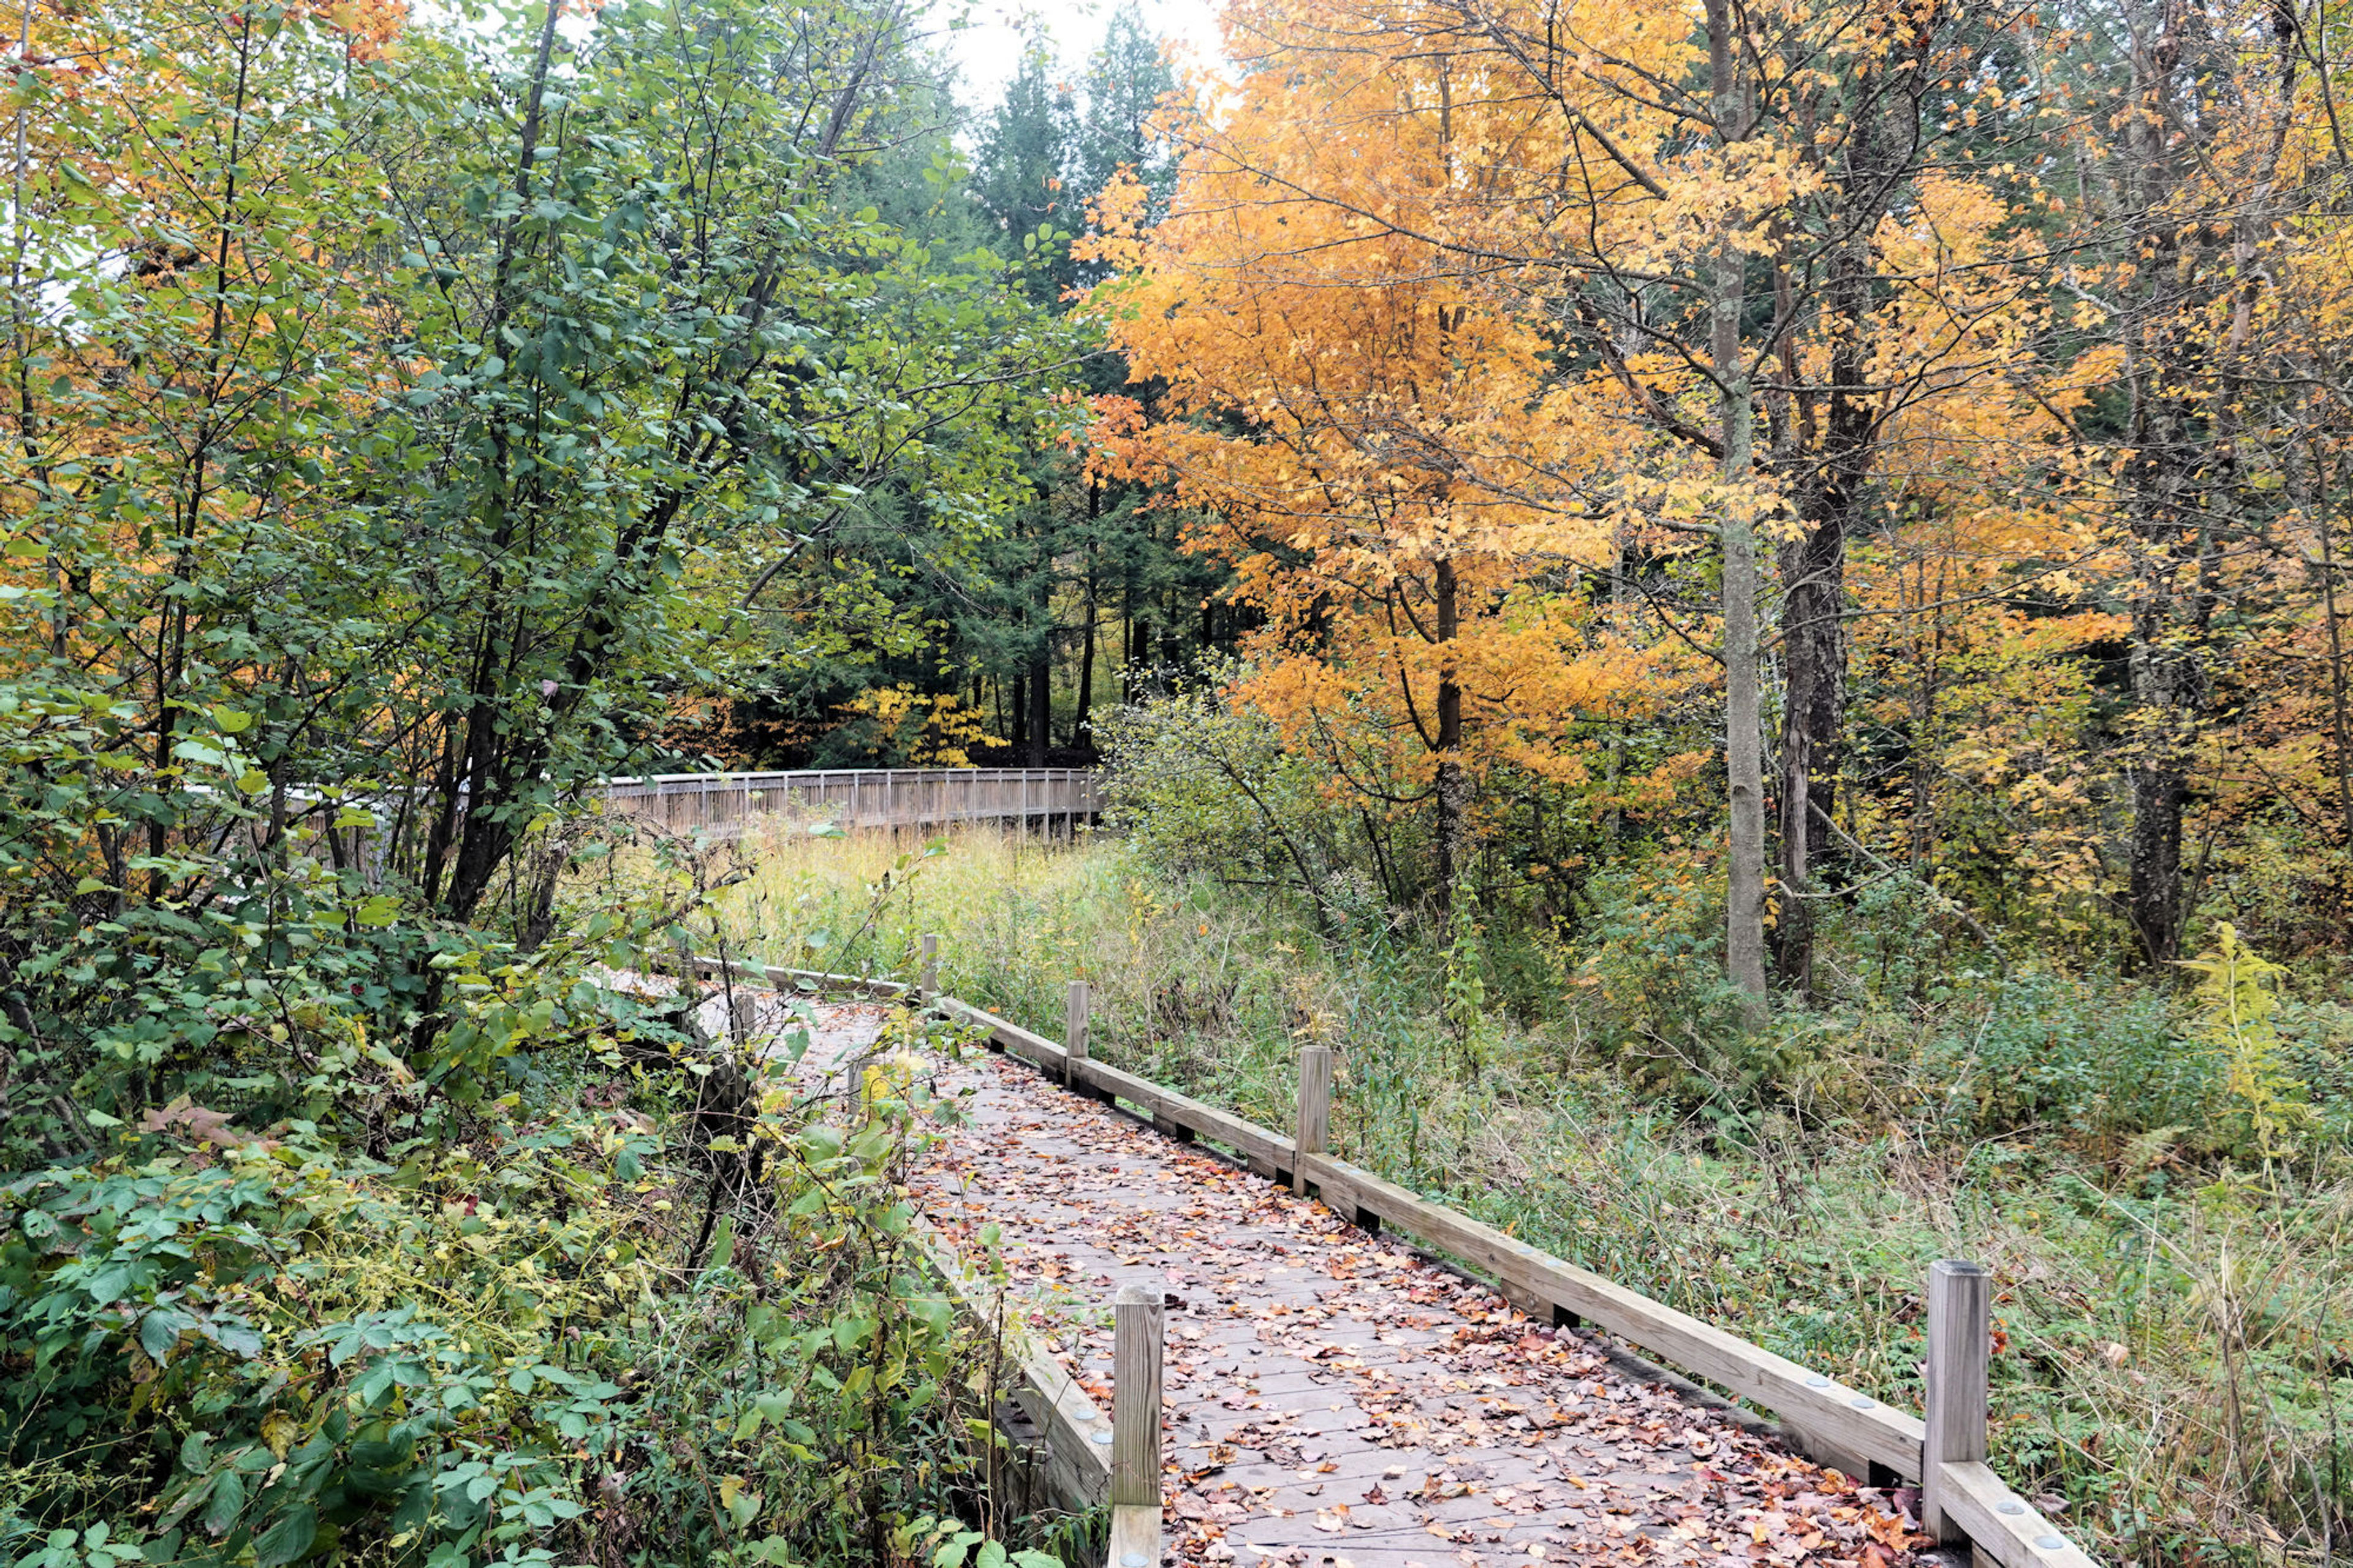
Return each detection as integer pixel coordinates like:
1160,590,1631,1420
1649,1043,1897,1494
605,767,1102,839
792,1000,1961,1568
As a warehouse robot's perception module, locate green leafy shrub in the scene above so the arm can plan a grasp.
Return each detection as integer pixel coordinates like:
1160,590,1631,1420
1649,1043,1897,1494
1568,849,1775,1109
1096,684,1398,928
2,1001,1070,1568
1917,968,2202,1140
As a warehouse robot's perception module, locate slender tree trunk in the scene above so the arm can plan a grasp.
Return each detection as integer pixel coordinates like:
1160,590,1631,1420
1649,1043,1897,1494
1770,176,1871,1002
2122,387,2210,969
1773,521,1841,1004
1604,530,1626,854
1075,610,1094,748
1026,654,1051,765
1707,0,1768,1028
1126,599,1148,701
2317,451,2353,849
1433,556,1466,904
1075,529,1097,750
1010,672,1028,754
1908,556,1946,872
1721,420,1770,1026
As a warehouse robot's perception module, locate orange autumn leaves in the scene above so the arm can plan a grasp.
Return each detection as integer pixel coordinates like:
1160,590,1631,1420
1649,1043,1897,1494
1075,0,2056,844
1082,17,1692,830
1084,0,2353,945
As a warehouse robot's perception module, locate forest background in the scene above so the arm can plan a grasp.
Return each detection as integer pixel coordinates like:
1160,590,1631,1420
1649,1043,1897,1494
1,0,2350,1564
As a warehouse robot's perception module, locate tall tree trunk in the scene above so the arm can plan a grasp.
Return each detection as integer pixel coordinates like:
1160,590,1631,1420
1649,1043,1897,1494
2121,379,2213,969
1126,594,1148,700
1010,672,1028,754
1433,556,1466,904
1907,556,1946,872
2317,450,2353,849
1773,450,1860,1000
2105,0,2271,972
1707,0,1769,1028
2124,545,2207,967
1074,521,1097,749
1770,79,1884,1002
1604,530,1626,854
1075,607,1094,749
1026,654,1051,765
1773,518,1843,1002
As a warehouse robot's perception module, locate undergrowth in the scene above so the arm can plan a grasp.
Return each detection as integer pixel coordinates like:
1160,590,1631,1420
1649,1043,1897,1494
1,811,1077,1568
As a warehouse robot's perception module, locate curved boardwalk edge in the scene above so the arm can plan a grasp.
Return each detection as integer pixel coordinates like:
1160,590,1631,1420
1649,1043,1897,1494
914,1212,1120,1513
678,953,2099,1568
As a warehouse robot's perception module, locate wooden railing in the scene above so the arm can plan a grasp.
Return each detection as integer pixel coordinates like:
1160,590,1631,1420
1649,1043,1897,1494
604,767,1103,839
682,950,2100,1568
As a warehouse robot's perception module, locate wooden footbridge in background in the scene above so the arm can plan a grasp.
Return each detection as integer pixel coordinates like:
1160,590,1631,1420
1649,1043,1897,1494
677,948,2097,1568
606,767,1102,839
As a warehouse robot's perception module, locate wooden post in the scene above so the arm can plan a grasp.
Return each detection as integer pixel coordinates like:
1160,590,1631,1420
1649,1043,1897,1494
919,933,940,997
1066,979,1090,1091
1112,1282,1164,1507
729,990,759,1043
1922,1258,1991,1547
1294,1044,1332,1197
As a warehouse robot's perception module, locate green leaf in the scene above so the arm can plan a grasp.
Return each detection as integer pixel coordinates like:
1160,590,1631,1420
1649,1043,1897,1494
211,706,254,735
706,1215,735,1271
202,1468,245,1537
251,1503,316,1567
140,1308,193,1364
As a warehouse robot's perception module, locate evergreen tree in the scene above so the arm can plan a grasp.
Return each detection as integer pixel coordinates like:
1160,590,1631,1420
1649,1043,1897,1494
972,44,1082,306
1075,9,1180,278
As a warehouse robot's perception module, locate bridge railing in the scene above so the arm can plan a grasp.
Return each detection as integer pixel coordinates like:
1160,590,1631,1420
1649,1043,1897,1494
602,767,1104,839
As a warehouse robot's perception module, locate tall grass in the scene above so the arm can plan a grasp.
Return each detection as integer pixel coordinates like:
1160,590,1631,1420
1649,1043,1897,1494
692,824,2353,1568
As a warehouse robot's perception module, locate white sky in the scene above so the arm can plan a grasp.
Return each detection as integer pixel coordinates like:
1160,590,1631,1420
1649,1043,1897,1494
931,0,1227,113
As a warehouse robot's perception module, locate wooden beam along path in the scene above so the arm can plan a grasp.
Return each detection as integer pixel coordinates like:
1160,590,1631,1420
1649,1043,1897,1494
700,953,2097,1568
915,1212,1118,1513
